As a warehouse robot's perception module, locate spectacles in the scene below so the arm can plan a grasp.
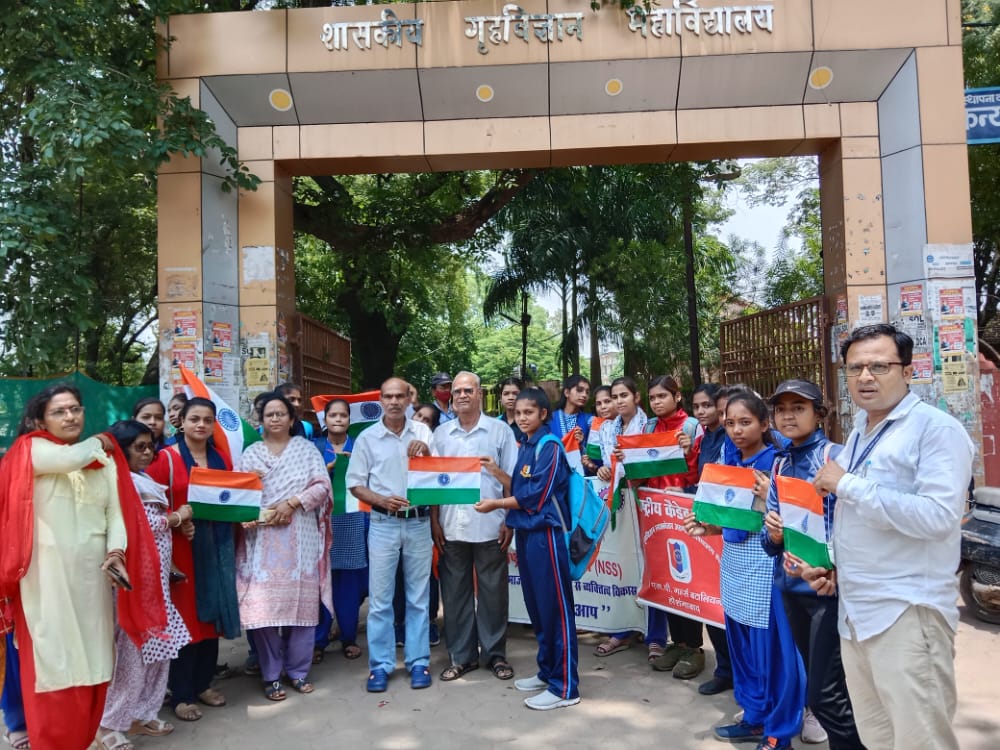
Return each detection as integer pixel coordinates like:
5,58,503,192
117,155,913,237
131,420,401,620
452,388,476,396
844,362,904,377
133,443,155,453
46,406,85,419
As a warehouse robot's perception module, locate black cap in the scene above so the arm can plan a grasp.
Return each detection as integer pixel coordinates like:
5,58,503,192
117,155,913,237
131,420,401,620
769,379,823,406
430,372,452,386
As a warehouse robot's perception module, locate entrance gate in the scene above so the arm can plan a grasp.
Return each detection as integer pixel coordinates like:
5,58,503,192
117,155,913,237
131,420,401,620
155,0,982,465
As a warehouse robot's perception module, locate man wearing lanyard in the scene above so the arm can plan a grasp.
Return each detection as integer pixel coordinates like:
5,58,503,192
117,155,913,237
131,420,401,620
809,323,973,750
347,378,434,693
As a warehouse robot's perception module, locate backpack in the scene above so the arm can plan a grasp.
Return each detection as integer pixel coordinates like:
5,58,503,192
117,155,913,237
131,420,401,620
537,434,611,580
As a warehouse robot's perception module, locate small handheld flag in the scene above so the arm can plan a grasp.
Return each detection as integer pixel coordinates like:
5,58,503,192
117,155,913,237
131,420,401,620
776,475,833,568
618,433,687,480
407,456,482,505
188,468,263,523
561,432,586,475
311,391,383,438
693,464,763,533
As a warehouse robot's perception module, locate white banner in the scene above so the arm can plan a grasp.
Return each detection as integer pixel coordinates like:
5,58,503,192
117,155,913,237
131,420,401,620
508,481,647,634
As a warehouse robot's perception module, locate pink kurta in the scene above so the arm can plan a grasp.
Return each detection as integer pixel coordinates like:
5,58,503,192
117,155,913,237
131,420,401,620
235,437,333,628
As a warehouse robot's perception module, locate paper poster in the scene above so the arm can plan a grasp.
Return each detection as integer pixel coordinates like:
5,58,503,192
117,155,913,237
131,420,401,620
508,480,647,634
211,322,232,353
172,311,198,341
636,488,725,629
911,351,933,384
858,295,884,324
204,351,224,383
898,314,931,350
924,244,975,279
938,288,965,319
170,344,197,389
278,346,290,382
900,284,923,315
835,295,848,325
942,355,970,393
277,312,288,345
938,324,966,354
246,358,271,387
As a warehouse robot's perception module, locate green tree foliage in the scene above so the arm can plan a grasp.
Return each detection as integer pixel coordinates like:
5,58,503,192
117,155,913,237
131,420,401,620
293,171,534,387
963,0,1000,335
0,0,257,381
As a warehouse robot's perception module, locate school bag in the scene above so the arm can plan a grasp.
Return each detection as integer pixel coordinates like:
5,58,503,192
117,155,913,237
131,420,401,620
537,433,610,580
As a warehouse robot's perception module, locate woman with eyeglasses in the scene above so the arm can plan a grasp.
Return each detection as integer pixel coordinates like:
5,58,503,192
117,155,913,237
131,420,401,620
146,396,236,723
236,392,333,701
0,384,166,749
97,420,195,750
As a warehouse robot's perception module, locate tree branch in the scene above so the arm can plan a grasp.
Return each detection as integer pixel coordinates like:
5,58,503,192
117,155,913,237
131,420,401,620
428,170,537,245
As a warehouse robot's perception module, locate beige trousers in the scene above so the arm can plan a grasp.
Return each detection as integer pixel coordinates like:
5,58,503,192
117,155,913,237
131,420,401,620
841,605,958,750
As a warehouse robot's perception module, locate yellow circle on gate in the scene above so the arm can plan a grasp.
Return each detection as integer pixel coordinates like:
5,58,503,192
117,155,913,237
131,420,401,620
269,88,293,112
808,67,834,90
476,85,495,103
605,78,623,97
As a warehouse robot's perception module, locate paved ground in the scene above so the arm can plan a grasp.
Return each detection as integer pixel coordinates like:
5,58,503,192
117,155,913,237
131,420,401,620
133,603,1000,750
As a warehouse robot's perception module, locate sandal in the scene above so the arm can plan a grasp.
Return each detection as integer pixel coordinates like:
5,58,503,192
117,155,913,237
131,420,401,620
312,648,325,665
647,643,666,663
197,688,226,707
439,662,479,681
594,635,631,657
342,642,362,660
263,681,287,702
289,678,314,694
3,731,30,750
488,657,514,680
127,718,174,737
172,702,202,722
97,730,133,750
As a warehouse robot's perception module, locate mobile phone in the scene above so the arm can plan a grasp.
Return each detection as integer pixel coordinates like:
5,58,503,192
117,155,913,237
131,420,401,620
107,565,133,591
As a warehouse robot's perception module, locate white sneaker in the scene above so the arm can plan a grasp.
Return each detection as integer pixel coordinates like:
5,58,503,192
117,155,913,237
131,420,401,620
801,707,828,744
524,690,581,711
514,675,547,692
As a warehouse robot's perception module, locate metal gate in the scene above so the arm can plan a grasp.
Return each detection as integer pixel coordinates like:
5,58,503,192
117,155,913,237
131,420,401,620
291,313,352,398
719,296,829,404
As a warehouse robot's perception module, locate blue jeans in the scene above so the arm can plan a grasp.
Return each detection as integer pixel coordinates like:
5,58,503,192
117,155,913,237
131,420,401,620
367,512,432,675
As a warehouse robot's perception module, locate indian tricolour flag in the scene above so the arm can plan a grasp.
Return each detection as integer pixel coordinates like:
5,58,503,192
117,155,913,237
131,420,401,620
776,475,833,568
586,417,605,462
311,391,383,438
188,467,263,522
693,464,763,533
180,365,260,467
618,433,687,480
562,432,585,475
407,456,481,505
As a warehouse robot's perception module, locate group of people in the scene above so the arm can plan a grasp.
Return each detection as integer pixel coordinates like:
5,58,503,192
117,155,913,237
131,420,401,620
0,323,974,750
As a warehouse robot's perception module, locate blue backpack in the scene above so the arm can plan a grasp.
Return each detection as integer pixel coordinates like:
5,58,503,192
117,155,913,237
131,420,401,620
537,434,611,580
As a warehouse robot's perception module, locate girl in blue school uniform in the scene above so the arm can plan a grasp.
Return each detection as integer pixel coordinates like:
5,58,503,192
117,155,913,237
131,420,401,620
549,375,593,445
474,388,578,711
684,391,805,750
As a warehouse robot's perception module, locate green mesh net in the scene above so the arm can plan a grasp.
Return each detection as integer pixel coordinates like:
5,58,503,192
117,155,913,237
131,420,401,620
0,372,158,453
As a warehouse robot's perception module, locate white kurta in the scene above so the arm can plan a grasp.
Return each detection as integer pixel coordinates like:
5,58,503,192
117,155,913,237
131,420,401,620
20,437,127,692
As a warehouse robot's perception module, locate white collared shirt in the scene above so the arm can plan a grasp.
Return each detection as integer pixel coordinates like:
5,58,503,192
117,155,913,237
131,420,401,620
346,417,433,500
833,391,974,641
431,412,519,543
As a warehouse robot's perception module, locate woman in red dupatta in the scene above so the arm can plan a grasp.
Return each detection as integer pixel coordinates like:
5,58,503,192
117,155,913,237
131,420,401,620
0,384,165,750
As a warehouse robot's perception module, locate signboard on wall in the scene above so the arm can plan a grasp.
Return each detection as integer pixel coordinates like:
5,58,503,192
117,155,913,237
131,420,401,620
966,87,1000,144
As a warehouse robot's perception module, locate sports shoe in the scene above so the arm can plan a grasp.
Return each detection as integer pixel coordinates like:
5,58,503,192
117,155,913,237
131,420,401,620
514,675,548,692
800,707,828,744
367,668,389,693
524,690,581,711
755,737,792,750
650,642,685,672
713,720,764,743
698,675,733,695
429,622,441,647
672,647,706,680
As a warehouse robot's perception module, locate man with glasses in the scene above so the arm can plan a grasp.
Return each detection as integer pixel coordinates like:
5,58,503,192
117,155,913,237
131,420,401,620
346,378,434,693
430,372,518,683
806,323,973,750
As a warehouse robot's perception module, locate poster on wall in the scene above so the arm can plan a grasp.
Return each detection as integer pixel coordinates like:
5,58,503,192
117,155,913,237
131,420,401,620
899,284,923,315
204,351,224,383
170,344,197,390
858,295,884,325
508,480,647,634
923,243,974,279
173,311,198,341
938,324,966,355
636,487,725,629
911,352,933,384
211,321,232,353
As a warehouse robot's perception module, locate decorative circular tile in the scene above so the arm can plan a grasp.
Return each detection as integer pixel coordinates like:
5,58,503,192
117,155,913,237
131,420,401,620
605,78,623,97
476,84,495,103
808,67,834,90
268,88,294,112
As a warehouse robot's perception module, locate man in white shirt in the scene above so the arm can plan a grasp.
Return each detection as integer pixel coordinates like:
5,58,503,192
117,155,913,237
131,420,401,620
431,371,518,682
346,378,434,693
809,323,974,750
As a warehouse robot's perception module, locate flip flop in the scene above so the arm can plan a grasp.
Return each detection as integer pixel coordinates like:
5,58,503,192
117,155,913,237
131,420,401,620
647,644,666,663
197,688,226,707
488,657,514,680
594,636,631,656
173,702,202,722
264,681,287,702
97,730,133,750
439,662,479,681
127,719,174,737
342,642,362,660
3,730,30,750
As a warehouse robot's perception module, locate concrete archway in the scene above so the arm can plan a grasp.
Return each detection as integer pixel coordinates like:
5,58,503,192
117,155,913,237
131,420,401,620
157,0,979,457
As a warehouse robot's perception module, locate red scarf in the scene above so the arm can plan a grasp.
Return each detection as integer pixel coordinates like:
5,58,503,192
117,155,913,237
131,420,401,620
0,431,167,647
